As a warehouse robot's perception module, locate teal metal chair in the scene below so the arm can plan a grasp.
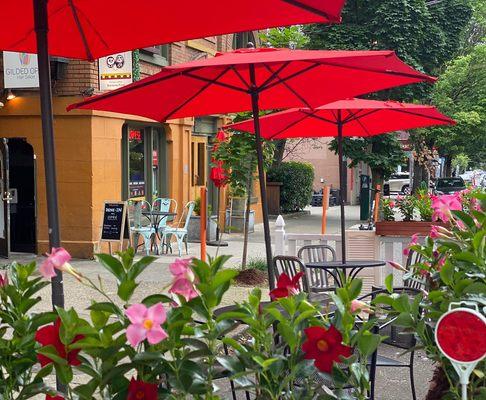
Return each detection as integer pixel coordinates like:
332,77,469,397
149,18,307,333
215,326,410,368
153,197,178,252
128,199,154,255
160,201,195,256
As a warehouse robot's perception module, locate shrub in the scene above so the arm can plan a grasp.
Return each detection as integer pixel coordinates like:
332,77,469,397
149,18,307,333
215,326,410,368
267,161,314,212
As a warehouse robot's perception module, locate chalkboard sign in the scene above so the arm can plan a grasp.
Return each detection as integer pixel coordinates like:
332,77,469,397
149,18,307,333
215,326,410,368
100,202,129,242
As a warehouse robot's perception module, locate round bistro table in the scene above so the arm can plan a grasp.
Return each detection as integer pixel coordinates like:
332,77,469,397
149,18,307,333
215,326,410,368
305,260,386,288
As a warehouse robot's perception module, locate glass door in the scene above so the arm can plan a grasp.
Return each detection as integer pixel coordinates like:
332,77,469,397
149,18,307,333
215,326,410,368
0,139,10,258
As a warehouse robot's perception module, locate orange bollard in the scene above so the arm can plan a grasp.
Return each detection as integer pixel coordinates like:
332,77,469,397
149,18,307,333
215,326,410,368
373,184,381,223
200,187,207,262
321,185,331,234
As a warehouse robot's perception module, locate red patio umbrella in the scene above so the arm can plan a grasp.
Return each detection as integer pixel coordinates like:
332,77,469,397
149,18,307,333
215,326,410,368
68,47,435,288
225,98,455,261
0,0,346,312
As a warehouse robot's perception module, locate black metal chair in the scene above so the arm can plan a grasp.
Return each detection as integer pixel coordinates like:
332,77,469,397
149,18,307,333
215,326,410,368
272,255,310,293
297,244,337,293
357,286,422,400
403,250,426,291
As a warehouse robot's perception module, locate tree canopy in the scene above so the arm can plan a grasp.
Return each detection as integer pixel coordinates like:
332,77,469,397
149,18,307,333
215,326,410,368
303,0,475,185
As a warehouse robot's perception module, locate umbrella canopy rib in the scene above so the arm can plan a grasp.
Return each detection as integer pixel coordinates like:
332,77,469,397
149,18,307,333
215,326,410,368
162,67,235,121
266,110,320,139
282,0,334,19
68,0,93,60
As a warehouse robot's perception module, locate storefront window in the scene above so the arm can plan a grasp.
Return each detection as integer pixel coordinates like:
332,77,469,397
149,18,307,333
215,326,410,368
128,129,145,198
122,125,167,202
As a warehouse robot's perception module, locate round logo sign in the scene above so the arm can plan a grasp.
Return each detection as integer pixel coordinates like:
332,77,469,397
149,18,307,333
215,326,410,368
435,308,486,364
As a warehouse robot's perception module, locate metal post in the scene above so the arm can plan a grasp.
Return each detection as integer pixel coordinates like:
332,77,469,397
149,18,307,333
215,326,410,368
33,0,65,393
337,111,346,264
249,64,275,290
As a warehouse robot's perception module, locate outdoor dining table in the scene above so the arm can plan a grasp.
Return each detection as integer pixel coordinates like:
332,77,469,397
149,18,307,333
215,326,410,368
142,211,177,255
305,260,386,288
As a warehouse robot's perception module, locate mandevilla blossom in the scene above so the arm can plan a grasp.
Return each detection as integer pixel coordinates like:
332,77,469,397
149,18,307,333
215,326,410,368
35,318,84,367
430,225,440,239
388,261,406,272
302,325,353,373
168,258,198,302
46,395,64,400
431,194,462,222
127,378,158,400
125,303,168,347
0,271,7,287
350,299,373,314
39,247,82,280
269,272,304,301
403,233,419,256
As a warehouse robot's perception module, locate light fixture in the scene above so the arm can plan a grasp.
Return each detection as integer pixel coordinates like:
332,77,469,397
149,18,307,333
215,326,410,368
6,90,16,101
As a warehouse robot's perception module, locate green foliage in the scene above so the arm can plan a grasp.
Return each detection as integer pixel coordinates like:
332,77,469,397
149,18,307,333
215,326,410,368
452,153,471,173
381,198,396,221
420,45,486,166
396,195,416,221
212,130,274,197
414,187,433,221
193,197,212,217
259,26,309,49
267,161,315,212
380,192,486,398
240,257,267,272
0,262,55,399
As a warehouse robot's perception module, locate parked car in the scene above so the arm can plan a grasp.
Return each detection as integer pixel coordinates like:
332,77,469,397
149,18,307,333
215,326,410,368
384,172,410,195
434,177,466,194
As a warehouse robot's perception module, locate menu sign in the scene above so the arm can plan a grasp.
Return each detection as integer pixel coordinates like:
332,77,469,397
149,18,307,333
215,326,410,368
99,51,133,91
100,202,129,242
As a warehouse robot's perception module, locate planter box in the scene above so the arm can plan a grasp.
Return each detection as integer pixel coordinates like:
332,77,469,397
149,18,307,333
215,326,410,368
187,215,217,242
375,220,448,236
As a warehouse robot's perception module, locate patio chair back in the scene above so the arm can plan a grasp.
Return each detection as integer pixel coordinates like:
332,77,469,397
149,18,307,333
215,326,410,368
153,197,178,228
272,255,310,293
404,250,426,290
180,201,195,230
127,199,152,229
297,244,336,292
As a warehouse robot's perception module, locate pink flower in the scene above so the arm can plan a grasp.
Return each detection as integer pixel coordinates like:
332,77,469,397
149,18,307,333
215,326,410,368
471,198,482,211
430,225,440,239
403,233,419,256
388,261,406,272
350,300,373,314
431,194,462,222
436,257,445,271
125,303,168,347
40,248,72,279
389,201,396,208
168,258,198,302
0,271,7,287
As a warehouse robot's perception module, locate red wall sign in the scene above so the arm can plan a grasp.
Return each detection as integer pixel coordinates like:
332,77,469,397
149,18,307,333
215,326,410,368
436,308,486,363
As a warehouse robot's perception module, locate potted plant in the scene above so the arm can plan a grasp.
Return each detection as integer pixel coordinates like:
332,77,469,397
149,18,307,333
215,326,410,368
375,186,452,236
187,196,218,242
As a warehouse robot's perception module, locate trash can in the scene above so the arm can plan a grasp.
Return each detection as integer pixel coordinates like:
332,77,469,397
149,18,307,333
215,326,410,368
359,174,371,220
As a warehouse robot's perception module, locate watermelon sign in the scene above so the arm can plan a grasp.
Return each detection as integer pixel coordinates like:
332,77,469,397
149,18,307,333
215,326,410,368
435,304,486,400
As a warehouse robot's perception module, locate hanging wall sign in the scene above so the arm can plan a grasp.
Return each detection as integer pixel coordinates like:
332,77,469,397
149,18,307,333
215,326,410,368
99,51,132,91
435,303,486,400
2,51,39,88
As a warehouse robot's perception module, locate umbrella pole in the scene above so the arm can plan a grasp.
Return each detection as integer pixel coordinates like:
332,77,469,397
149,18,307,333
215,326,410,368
34,1,64,304
249,65,275,290
337,112,346,264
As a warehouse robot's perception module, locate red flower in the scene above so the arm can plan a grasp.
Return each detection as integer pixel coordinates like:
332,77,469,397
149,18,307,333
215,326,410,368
269,272,304,301
302,325,353,373
46,396,64,400
35,318,84,367
128,378,158,400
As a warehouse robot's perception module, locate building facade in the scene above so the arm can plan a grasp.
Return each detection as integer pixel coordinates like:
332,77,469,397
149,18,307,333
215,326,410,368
0,33,259,258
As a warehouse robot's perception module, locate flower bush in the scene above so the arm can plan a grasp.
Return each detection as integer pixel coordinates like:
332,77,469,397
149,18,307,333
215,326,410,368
377,192,486,399
381,198,395,221
0,248,386,399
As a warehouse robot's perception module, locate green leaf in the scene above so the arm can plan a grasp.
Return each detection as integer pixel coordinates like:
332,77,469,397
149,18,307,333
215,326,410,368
348,278,363,300
385,274,393,294
95,254,125,281
128,256,157,280
142,293,173,306
88,302,121,315
440,261,454,285
38,345,67,365
117,279,137,302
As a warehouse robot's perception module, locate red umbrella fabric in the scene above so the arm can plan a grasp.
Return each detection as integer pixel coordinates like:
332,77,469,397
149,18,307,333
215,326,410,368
68,48,434,118
68,47,435,288
1,0,344,60
225,98,455,262
210,131,228,188
225,98,455,139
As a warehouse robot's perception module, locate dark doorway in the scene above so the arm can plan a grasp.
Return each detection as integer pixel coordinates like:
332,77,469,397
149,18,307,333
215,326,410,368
8,139,36,253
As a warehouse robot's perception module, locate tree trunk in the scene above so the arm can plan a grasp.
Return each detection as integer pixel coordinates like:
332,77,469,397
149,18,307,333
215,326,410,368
272,139,287,168
241,173,253,269
370,168,384,192
425,365,449,400
412,161,428,194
